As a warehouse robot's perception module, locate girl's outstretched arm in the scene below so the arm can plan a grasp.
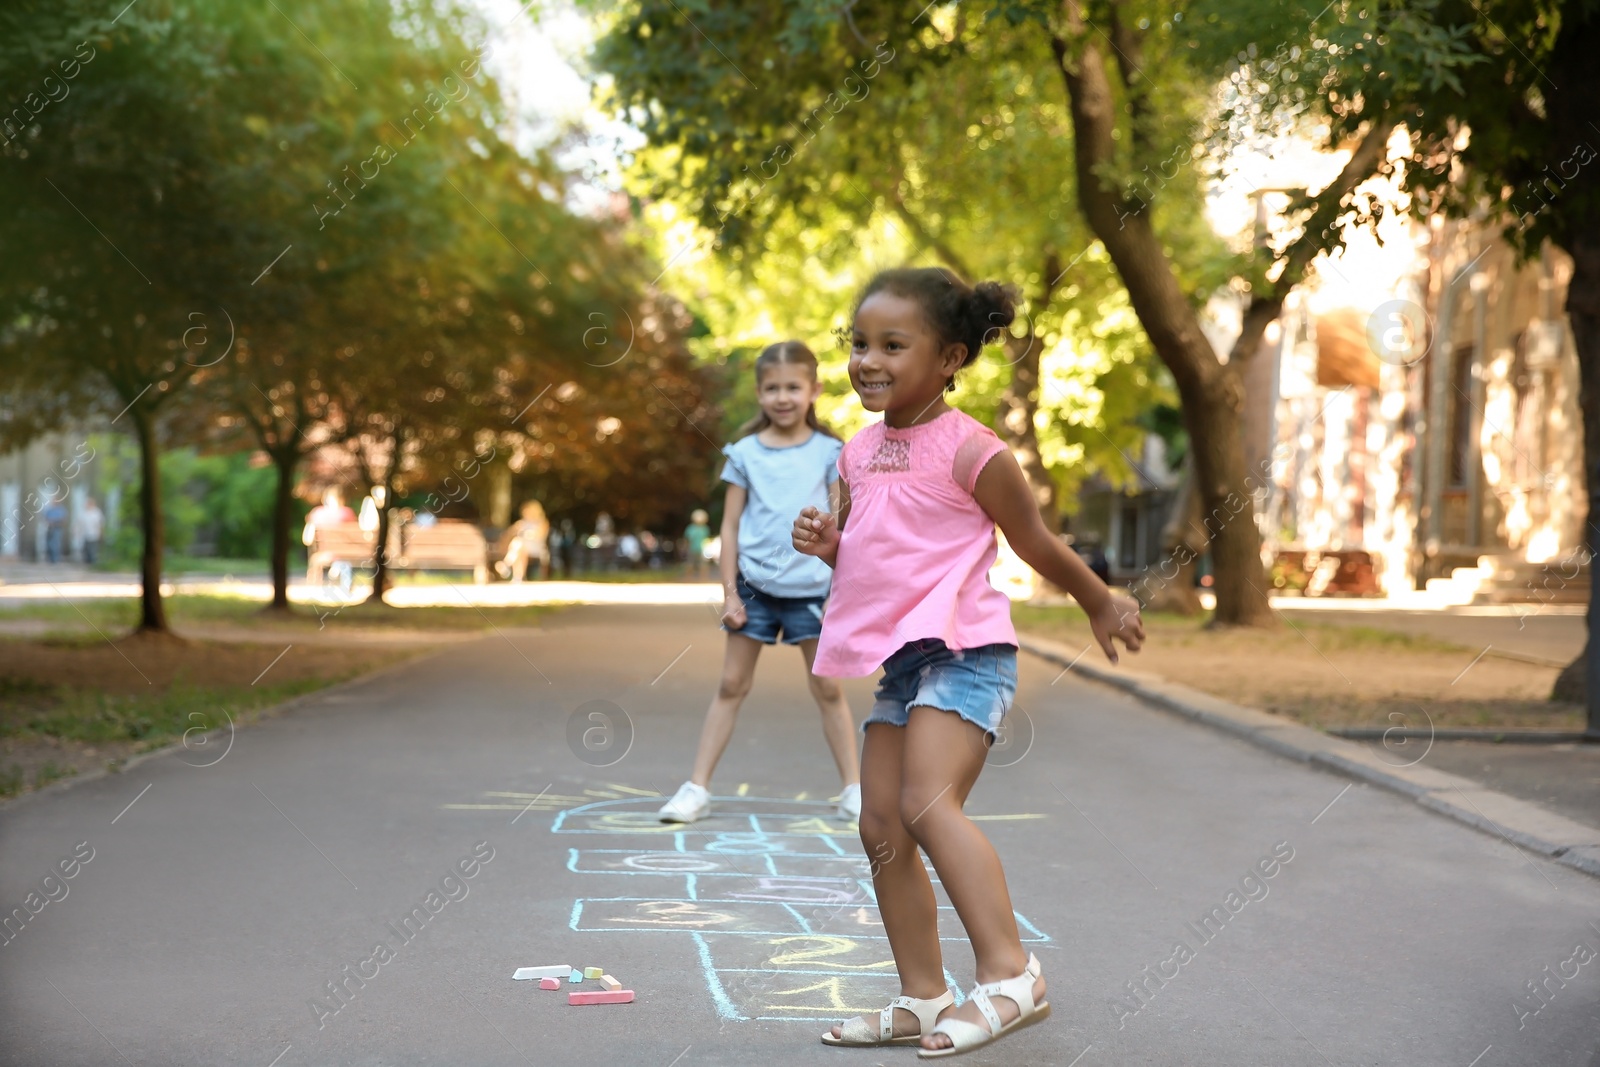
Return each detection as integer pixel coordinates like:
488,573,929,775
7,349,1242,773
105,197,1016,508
973,451,1145,664
720,484,749,628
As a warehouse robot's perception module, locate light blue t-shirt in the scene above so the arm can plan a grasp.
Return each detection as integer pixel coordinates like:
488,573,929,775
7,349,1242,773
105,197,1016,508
721,430,842,598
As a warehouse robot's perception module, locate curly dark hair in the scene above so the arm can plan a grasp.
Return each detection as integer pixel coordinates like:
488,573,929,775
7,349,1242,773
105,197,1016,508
856,267,1018,392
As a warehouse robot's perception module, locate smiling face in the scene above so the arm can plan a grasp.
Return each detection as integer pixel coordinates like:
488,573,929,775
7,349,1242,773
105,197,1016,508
756,360,822,432
850,291,966,428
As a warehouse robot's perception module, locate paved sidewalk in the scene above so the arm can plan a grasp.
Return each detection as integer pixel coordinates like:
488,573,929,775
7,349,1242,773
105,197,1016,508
1020,632,1600,878
1393,739,1600,829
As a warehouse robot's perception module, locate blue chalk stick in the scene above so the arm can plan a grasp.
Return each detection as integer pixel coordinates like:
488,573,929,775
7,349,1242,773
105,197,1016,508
569,969,583,983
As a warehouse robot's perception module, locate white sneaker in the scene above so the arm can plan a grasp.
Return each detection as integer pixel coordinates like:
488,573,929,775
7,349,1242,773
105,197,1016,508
658,781,711,823
836,782,862,821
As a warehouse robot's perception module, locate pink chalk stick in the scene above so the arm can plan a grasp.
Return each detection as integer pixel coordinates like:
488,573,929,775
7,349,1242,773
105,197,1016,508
568,989,635,1005
539,977,562,990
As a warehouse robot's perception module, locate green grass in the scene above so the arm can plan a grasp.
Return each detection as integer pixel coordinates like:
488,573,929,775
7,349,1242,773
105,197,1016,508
388,567,698,585
1290,622,1468,654
33,761,74,789
1,677,329,744
0,593,553,632
163,556,271,577
1010,603,1207,630
1009,603,1470,654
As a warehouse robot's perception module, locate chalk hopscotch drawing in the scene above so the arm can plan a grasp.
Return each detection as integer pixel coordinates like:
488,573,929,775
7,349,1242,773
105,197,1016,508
540,793,1053,1023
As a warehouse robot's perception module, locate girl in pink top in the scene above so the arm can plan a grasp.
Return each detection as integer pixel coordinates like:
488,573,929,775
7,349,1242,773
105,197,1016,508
794,267,1145,1058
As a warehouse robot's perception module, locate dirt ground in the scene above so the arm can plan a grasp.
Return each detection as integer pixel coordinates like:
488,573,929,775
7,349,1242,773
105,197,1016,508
1012,605,1579,732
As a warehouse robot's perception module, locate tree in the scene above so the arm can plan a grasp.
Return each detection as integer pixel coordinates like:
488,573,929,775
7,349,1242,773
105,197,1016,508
0,0,258,633
191,0,508,612
1299,0,1599,728
598,0,1440,620
590,1,1176,545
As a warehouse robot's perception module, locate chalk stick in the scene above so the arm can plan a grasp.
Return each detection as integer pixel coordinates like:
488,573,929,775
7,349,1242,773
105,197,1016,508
599,974,622,991
539,977,562,990
513,965,571,981
569,990,634,1005
583,966,603,979
569,969,583,983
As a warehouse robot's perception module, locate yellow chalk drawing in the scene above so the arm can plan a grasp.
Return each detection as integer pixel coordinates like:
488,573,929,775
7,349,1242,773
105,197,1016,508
610,900,738,927
605,783,665,798
780,818,855,836
767,935,896,971
761,976,880,1014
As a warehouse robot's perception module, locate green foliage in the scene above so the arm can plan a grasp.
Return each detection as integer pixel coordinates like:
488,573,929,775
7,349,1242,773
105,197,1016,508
591,0,1183,497
0,0,720,607
191,452,278,558
93,439,280,563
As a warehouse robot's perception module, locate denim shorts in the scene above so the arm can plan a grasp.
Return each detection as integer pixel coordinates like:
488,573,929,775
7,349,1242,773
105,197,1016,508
865,639,1018,737
725,572,826,645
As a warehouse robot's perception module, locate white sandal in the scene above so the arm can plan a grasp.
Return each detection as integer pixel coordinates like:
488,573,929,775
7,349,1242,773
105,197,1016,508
918,953,1050,1058
820,989,956,1047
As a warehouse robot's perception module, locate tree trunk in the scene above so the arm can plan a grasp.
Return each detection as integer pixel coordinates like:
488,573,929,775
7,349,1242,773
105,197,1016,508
994,330,1060,533
367,472,393,605
129,407,169,634
268,446,297,612
1051,5,1274,626
1187,367,1273,624
1556,231,1600,736
1144,460,1205,615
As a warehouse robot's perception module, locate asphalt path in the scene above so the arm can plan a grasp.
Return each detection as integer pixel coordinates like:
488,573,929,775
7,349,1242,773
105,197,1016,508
2,604,1598,1066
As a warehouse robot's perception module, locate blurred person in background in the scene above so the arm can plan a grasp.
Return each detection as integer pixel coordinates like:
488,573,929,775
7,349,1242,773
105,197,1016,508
301,488,357,582
617,530,643,569
43,498,67,563
78,497,104,565
684,508,711,580
496,500,551,582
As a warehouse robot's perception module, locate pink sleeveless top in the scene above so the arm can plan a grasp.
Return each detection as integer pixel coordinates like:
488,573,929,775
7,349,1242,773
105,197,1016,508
813,409,1017,677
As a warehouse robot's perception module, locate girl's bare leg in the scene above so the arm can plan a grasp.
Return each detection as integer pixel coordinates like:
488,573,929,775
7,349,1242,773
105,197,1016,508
798,639,860,787
899,706,1045,1051
828,723,945,1040
687,633,764,787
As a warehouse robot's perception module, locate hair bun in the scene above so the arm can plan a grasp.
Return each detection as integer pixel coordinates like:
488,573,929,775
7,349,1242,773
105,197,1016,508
970,280,1017,346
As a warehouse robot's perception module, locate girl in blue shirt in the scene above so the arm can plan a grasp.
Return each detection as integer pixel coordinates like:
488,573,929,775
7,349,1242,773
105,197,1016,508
658,341,862,823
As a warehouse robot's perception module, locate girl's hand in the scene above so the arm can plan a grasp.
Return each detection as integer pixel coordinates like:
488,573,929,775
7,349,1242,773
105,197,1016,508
721,594,748,630
1089,597,1145,665
792,506,839,558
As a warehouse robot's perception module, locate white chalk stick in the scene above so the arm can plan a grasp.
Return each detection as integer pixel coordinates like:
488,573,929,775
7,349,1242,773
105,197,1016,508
599,974,622,991
513,965,572,981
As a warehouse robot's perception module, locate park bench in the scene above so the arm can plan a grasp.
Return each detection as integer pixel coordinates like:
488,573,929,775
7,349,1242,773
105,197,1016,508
387,519,489,584
307,525,376,585
1270,548,1380,596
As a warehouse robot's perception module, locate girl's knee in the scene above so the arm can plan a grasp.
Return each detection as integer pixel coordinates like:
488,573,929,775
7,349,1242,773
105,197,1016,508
716,675,752,702
898,785,958,837
857,806,903,855
808,675,843,703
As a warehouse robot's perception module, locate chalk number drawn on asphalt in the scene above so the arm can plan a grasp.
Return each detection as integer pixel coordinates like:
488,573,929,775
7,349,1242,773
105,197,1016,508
539,793,1053,1023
